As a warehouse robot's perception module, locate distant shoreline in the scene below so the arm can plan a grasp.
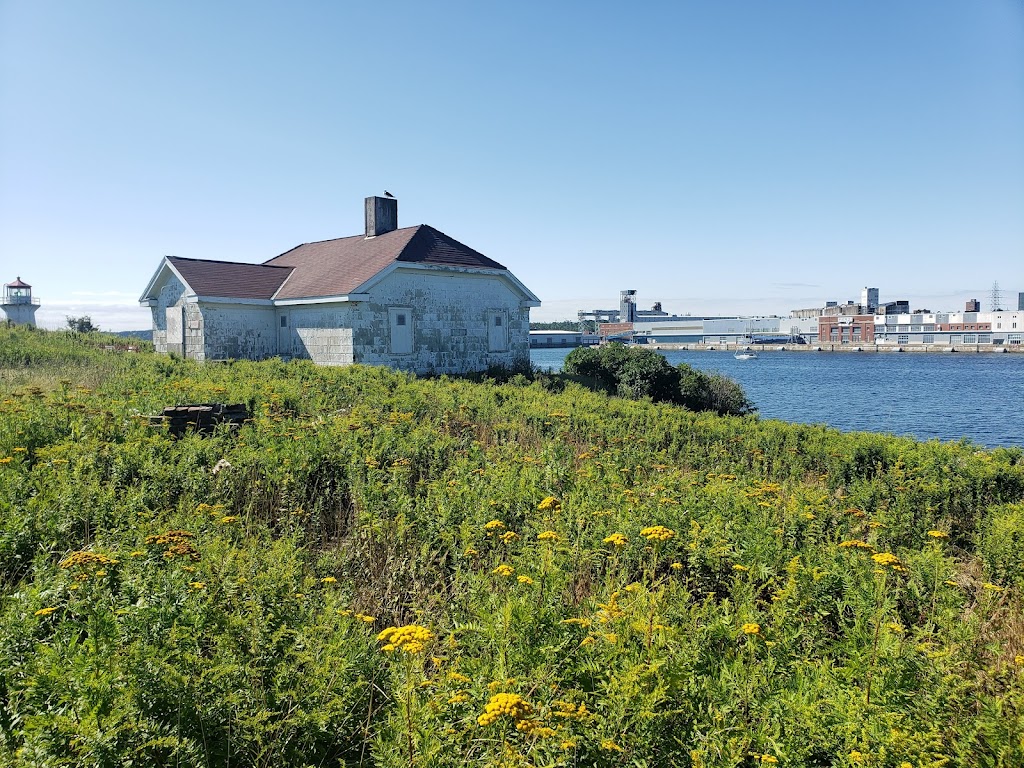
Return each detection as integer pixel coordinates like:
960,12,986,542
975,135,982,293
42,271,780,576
647,343,1024,354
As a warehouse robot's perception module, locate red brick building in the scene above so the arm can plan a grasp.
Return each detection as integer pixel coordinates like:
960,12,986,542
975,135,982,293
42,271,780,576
818,315,875,345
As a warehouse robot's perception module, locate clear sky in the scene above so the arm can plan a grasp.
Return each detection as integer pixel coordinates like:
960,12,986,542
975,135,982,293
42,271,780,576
2,0,1022,330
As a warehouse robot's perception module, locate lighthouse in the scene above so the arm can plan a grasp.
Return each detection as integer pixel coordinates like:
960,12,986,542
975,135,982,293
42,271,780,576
1,277,40,327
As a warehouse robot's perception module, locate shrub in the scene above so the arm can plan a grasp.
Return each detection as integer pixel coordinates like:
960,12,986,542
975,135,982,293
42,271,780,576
564,345,754,415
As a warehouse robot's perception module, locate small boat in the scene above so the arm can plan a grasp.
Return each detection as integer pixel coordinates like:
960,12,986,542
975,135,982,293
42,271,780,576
734,351,758,360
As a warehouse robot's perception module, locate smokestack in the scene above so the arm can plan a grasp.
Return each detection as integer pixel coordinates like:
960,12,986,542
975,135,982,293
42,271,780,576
365,195,398,238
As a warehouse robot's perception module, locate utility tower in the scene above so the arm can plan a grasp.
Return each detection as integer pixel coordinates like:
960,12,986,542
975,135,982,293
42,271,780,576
990,281,1002,312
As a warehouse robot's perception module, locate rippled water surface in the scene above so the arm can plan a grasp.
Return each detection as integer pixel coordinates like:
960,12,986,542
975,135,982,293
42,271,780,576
530,348,1024,448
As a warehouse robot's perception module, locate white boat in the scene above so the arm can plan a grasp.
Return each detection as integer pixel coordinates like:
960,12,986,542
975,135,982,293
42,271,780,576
734,351,758,360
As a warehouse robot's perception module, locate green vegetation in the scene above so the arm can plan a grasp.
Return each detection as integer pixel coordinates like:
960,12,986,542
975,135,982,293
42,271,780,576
1,326,1023,767
564,344,755,416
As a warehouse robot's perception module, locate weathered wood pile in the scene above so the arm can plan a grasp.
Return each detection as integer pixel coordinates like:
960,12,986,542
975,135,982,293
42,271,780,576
150,403,249,436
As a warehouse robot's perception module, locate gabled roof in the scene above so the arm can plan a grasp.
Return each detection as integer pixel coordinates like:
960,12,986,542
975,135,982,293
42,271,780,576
264,225,508,300
166,256,292,299
141,223,536,307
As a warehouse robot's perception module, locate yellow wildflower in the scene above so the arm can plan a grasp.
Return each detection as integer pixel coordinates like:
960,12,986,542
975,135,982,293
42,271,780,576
742,622,761,635
34,607,58,617
640,525,676,541
600,739,623,752
982,583,1004,592
484,520,505,531
537,530,559,541
761,757,779,765
671,562,683,570
732,564,749,572
517,575,534,585
377,624,433,654
838,540,873,550
447,671,472,683
537,496,561,511
476,692,532,726
321,576,337,583
492,564,515,577
603,532,628,548
871,552,902,568
448,693,469,704
500,530,519,543
927,530,949,539
190,582,206,590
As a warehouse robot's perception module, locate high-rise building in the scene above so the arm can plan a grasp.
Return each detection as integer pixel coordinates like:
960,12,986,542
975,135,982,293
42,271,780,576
861,287,879,313
1018,292,1024,311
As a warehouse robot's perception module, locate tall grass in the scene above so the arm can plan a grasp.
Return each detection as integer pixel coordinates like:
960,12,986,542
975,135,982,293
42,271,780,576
1,327,1022,767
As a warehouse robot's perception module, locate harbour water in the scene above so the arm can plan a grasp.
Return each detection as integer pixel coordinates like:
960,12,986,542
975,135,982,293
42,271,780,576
530,347,1024,449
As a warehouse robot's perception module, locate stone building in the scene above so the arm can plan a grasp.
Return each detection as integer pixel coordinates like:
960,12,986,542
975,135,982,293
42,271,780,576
140,196,539,373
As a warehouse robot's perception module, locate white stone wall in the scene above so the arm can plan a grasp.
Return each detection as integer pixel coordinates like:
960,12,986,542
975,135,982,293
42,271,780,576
199,304,277,361
352,268,530,374
280,305,355,365
150,274,186,355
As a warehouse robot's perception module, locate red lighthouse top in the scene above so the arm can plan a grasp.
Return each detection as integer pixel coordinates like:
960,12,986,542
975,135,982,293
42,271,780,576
6,277,31,288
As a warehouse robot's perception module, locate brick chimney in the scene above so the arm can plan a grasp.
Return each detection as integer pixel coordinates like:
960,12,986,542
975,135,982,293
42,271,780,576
365,195,398,238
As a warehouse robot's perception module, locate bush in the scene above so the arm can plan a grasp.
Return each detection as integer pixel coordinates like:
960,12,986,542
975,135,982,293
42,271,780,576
564,345,754,415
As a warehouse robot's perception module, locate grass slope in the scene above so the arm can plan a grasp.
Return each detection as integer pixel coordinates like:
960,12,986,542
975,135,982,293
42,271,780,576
1,327,1023,767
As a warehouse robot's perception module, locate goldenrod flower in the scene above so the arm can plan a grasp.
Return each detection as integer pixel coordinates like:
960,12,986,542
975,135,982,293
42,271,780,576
477,692,532,726
377,624,433,654
927,530,949,539
448,693,469,704
321,576,337,583
761,756,779,765
537,496,561,512
671,562,683,570
500,531,519,543
600,739,623,752
838,540,873,550
741,622,761,635
34,607,58,617
537,530,559,541
732,564,749,572
190,582,206,590
517,575,534,585
447,671,472,683
982,583,1004,592
484,520,505,530
60,551,119,570
603,533,628,548
640,525,676,541
492,564,514,577
871,552,902,569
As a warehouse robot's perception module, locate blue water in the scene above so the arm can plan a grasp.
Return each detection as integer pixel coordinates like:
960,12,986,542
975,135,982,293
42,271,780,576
530,348,1024,448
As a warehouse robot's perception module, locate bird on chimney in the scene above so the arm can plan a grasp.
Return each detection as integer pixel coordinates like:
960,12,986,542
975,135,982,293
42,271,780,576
384,190,395,198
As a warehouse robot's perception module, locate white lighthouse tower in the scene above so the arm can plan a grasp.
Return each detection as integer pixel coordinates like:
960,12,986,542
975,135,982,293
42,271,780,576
1,277,40,326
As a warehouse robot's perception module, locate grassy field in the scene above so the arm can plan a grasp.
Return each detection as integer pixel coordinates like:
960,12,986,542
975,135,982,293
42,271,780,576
1,326,1022,767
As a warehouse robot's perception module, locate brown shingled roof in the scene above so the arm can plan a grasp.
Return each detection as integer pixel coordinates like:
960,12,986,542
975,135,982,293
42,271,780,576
167,257,292,300
265,225,507,300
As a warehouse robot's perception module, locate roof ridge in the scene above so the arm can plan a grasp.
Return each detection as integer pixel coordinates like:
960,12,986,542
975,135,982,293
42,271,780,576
169,255,292,270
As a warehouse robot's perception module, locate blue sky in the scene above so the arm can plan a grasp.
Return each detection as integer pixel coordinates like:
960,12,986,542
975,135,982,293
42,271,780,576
2,0,1022,330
